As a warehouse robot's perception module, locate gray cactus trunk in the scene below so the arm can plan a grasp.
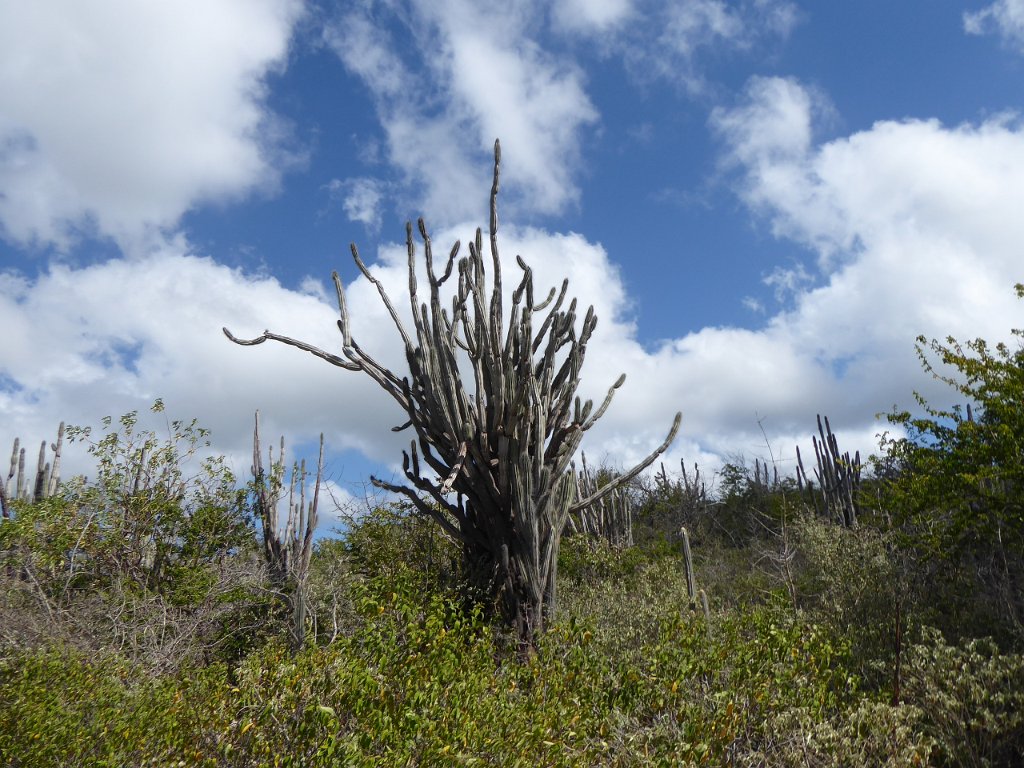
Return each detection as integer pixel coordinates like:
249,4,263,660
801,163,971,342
225,141,679,647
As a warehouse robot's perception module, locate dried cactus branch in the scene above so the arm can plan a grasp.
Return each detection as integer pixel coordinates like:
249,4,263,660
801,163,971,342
223,327,360,371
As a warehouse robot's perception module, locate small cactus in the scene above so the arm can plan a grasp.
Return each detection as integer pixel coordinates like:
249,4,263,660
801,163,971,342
681,526,711,628
1,423,64,518
250,411,322,650
796,414,861,527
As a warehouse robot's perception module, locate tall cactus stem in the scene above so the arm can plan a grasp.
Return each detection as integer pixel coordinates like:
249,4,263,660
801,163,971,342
796,414,861,527
46,423,64,497
681,526,697,606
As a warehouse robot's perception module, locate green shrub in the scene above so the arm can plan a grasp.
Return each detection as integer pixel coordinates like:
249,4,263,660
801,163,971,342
221,584,612,767
740,699,934,767
905,627,1024,767
879,285,1024,644
787,514,907,690
558,535,650,583
0,403,261,668
0,579,941,766
343,503,461,600
303,537,360,645
0,645,233,767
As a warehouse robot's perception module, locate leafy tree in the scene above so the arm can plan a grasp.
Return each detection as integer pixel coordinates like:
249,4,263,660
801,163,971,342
0,402,259,665
881,284,1024,638
59,399,253,597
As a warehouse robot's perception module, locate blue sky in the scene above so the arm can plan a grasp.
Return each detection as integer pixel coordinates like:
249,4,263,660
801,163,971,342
2,0,1023,525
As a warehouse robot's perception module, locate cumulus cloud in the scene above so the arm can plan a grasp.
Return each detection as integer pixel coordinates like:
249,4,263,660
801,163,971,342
0,249,375,485
0,0,303,254
5,65,1024,521
325,177,389,232
552,0,635,35
964,0,1024,51
706,75,1024,447
325,0,597,226
617,0,799,93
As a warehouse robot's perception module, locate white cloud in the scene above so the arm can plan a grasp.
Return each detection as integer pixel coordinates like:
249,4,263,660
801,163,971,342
552,0,634,35
0,247,379,485
664,0,744,56
965,0,1024,51
325,0,598,225
6,77,1024,520
711,77,843,258
619,0,799,93
0,0,303,253
706,76,1024,447
323,0,797,226
325,177,388,231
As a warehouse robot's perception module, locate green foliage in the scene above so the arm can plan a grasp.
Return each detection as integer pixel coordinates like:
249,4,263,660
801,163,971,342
343,503,462,602
880,284,1024,642
0,545,935,767
905,628,1024,768
786,514,907,689
674,459,802,547
8,529,1023,767
883,294,1024,551
0,494,95,594
558,535,651,584
58,400,253,596
738,699,933,767
0,402,261,667
302,537,360,644
0,645,232,767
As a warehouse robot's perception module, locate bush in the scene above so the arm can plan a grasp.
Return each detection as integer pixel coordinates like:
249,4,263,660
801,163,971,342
785,514,908,691
342,503,461,601
1,562,913,767
557,535,650,584
0,645,233,767
740,699,933,767
880,285,1024,644
0,403,262,669
905,627,1024,767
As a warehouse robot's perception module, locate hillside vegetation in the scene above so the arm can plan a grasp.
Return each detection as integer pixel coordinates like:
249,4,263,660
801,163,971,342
2,296,1024,766
2,142,1021,766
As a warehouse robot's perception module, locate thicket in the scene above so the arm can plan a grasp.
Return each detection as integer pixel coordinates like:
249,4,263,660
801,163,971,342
4,295,1024,765
1,143,1021,764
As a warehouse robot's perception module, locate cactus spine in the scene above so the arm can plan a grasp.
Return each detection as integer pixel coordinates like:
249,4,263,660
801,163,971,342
225,141,681,645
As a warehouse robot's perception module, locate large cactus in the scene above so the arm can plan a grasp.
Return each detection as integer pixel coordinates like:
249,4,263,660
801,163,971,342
225,141,680,645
